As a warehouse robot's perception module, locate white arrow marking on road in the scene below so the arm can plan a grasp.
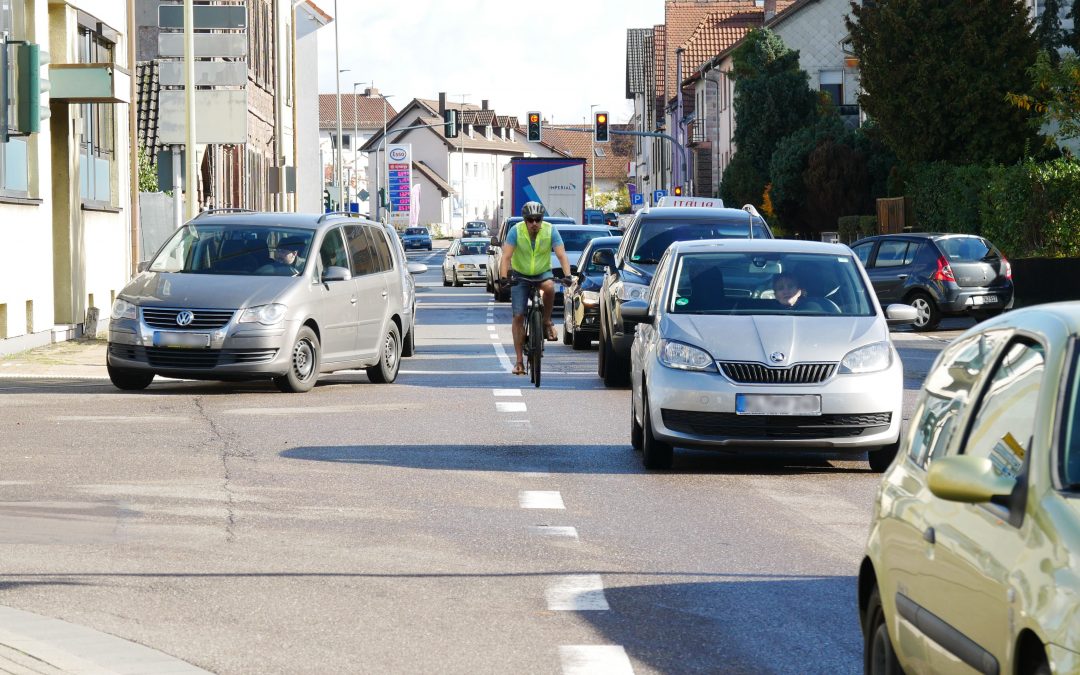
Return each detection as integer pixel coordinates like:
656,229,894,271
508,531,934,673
519,491,564,509
559,646,634,674
546,575,610,610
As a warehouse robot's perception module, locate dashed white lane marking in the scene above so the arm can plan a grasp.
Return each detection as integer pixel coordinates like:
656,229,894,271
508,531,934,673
491,342,514,373
530,526,578,539
54,415,191,423
546,575,610,610
496,401,527,413
517,471,552,477
493,389,521,397
488,325,498,332
487,319,495,324
519,491,564,509
559,646,634,675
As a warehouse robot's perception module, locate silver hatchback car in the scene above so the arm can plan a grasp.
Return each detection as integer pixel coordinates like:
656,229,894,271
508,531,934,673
626,239,917,470
107,211,426,392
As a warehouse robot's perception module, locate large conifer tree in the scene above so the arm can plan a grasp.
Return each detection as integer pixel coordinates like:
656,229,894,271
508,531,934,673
846,0,1039,164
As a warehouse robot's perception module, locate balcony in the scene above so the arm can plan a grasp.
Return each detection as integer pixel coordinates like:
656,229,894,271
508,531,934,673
50,63,130,104
687,119,707,146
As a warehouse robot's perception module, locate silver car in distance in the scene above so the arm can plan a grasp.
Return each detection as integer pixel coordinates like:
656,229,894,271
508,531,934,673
107,211,426,393
626,239,917,471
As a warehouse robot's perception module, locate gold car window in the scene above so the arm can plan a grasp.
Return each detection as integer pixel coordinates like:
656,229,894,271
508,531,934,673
963,341,1046,480
1064,347,1080,488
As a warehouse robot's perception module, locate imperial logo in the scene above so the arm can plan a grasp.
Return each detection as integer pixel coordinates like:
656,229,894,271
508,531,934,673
549,183,578,192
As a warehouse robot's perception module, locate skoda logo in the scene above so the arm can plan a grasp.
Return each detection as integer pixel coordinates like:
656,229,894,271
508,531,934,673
389,148,407,161
770,352,786,363
176,310,194,327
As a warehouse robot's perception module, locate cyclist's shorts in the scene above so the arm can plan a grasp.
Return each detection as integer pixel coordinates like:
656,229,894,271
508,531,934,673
510,271,554,316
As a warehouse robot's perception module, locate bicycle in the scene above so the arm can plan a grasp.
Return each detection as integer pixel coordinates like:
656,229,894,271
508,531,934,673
512,275,570,388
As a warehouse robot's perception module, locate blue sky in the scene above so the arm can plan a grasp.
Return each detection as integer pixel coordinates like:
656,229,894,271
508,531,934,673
316,0,665,124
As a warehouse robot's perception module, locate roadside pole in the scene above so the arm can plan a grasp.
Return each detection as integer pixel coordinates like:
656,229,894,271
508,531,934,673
183,0,197,220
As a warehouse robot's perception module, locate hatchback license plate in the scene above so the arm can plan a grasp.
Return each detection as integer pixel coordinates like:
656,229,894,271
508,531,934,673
153,331,210,348
972,295,998,306
736,394,821,416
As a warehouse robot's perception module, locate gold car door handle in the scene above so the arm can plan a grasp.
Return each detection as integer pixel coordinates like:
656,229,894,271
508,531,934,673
923,527,936,544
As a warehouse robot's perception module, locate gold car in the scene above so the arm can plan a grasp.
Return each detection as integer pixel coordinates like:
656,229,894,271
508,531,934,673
859,303,1080,675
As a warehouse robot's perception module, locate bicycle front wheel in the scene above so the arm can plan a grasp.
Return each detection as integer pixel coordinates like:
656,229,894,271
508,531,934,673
528,307,543,388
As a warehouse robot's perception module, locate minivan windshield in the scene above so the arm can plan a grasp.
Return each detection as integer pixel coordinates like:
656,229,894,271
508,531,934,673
667,252,874,317
148,224,314,276
629,217,771,264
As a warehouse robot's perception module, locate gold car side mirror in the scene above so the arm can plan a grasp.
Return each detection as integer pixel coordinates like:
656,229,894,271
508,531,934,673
927,455,1016,504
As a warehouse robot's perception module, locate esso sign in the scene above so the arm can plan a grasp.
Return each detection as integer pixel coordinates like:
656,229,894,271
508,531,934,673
389,148,407,162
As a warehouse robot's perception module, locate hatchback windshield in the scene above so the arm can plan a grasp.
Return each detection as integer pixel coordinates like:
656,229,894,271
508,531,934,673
558,229,617,251
456,242,487,256
937,236,995,262
405,228,428,236
667,252,874,316
630,218,770,264
149,224,314,276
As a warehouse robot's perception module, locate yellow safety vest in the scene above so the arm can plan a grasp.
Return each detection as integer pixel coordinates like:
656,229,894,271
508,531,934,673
510,221,553,276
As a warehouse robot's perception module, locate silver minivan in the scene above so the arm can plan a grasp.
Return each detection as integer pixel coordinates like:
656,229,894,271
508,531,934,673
107,211,426,392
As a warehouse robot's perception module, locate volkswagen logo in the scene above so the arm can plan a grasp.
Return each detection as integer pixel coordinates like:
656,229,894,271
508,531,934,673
175,310,194,327
769,352,786,363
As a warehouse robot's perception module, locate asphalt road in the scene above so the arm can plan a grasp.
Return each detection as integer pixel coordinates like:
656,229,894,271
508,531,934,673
0,246,972,674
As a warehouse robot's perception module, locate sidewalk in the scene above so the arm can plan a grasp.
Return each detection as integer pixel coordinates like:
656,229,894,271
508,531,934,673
0,339,110,379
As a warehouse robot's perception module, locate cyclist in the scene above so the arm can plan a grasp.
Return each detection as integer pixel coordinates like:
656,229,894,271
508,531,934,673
499,201,572,375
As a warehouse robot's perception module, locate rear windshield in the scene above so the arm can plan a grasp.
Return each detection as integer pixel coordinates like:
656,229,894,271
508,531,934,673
558,229,616,251
405,228,428,236
667,252,874,317
937,236,995,262
629,218,771,264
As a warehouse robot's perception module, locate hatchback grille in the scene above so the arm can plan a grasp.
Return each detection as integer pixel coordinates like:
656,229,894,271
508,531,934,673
142,308,235,329
109,345,277,369
719,362,837,384
662,410,892,439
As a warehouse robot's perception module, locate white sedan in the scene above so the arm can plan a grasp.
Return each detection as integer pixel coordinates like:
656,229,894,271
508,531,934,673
625,238,917,470
442,238,489,287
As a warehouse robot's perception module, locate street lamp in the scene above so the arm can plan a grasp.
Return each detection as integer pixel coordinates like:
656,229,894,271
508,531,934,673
332,0,347,210
352,80,369,211
455,93,470,233
374,94,395,222
589,103,598,209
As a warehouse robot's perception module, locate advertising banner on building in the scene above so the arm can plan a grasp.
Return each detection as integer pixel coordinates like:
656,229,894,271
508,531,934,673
387,144,412,228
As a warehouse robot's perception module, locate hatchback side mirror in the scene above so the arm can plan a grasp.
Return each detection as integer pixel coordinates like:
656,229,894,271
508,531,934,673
621,299,653,324
593,249,616,269
885,303,919,325
927,456,1016,504
490,236,499,247
407,263,428,275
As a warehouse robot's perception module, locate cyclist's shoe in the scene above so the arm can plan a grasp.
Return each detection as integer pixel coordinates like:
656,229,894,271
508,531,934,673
512,362,526,375
545,323,558,341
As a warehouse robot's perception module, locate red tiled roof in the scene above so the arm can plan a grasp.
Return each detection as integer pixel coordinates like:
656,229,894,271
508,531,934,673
543,125,632,181
653,23,666,102
319,95,397,127
682,11,760,74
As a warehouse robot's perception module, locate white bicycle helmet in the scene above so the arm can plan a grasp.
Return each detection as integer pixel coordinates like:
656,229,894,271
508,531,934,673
521,201,545,219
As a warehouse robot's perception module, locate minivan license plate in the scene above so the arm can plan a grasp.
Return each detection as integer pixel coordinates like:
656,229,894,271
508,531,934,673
736,394,821,416
153,331,210,348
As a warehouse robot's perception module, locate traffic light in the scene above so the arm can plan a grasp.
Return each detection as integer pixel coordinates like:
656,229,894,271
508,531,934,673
443,108,458,138
526,111,542,142
672,185,683,196
323,189,332,213
13,43,49,134
0,36,8,144
594,111,609,143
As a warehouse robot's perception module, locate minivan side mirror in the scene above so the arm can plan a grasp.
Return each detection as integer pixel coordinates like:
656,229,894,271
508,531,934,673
593,249,616,270
137,260,151,273
621,300,652,324
407,263,428,275
323,266,352,282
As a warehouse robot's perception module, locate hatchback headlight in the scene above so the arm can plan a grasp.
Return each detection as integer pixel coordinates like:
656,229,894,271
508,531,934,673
617,282,650,302
457,263,475,269
839,341,893,374
582,290,600,305
111,298,137,321
659,339,717,372
239,303,288,326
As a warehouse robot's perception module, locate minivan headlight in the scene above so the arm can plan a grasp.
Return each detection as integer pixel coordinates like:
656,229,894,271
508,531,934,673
239,303,288,326
617,282,650,302
659,339,717,372
111,298,137,321
839,341,893,374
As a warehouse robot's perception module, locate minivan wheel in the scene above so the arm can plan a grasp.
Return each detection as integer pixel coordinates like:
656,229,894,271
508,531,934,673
908,291,941,331
107,364,154,391
864,586,902,675
367,322,401,384
274,326,320,393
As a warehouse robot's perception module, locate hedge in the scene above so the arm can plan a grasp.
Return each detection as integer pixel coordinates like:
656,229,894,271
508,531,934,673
907,162,988,235
838,215,879,243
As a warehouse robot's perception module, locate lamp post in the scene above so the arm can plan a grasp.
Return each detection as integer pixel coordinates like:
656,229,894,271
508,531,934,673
351,81,369,211
332,0,347,210
374,94,394,222
455,93,470,233
589,103,598,208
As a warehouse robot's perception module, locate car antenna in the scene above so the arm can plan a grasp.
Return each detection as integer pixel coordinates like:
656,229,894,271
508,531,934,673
741,204,761,239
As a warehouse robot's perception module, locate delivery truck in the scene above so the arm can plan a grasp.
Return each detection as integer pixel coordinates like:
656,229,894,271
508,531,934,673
501,157,585,224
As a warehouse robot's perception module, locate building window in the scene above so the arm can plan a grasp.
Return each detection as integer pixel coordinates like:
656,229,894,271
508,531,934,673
0,0,28,196
78,24,115,204
820,70,843,106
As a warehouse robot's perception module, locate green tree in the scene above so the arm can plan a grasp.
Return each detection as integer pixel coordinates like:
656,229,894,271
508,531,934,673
1007,50,1080,153
846,0,1040,165
719,150,766,209
730,29,818,180
768,116,848,230
1035,0,1064,63
1069,0,1080,52
137,145,159,193
803,139,872,235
